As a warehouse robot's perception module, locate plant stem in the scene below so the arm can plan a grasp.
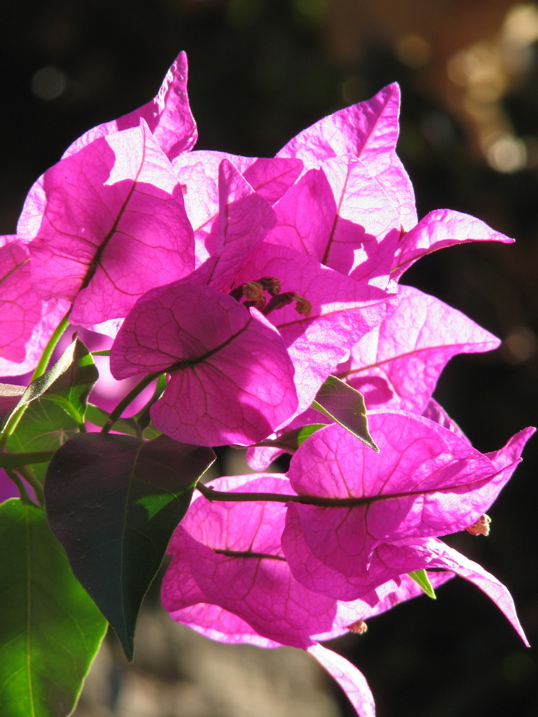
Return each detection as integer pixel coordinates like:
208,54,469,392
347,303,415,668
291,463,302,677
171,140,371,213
132,373,167,435
197,478,457,508
102,371,162,434
197,482,388,507
5,469,34,505
6,467,44,507
0,450,55,470
30,312,71,381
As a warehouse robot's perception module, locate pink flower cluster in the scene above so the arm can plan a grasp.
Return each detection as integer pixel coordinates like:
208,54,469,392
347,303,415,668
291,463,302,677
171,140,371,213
0,53,533,716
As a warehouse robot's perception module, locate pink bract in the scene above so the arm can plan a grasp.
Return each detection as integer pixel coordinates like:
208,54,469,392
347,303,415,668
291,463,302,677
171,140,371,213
231,242,392,419
337,284,501,413
162,473,453,717
281,415,533,610
277,82,417,232
110,280,298,446
62,51,198,161
245,284,501,470
25,121,194,326
0,239,46,364
0,236,69,376
172,150,303,266
392,208,514,279
187,158,277,291
264,158,402,290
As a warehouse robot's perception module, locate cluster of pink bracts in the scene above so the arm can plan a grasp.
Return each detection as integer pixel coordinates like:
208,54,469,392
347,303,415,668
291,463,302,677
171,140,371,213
0,52,533,716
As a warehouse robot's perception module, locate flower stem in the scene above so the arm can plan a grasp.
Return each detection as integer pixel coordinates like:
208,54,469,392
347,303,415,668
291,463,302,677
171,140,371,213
197,481,433,508
5,469,34,505
30,312,71,382
102,371,162,434
6,468,44,507
197,482,377,507
0,450,55,470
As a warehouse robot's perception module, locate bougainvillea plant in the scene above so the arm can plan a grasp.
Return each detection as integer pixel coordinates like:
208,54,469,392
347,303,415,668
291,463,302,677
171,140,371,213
0,52,533,717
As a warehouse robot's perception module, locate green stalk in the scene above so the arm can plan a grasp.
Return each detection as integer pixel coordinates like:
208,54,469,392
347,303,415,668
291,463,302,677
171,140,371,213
6,467,44,507
102,371,162,434
5,469,34,505
30,312,71,382
0,450,55,470
197,482,433,508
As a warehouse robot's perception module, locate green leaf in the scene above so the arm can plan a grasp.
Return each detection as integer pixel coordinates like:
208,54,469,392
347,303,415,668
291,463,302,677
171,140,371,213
4,401,79,485
312,375,378,451
0,498,107,717
408,569,437,599
8,338,98,424
45,433,216,660
4,339,98,481
42,339,98,426
254,424,327,453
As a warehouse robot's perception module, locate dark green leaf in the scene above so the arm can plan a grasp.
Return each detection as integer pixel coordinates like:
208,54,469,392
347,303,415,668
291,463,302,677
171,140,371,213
408,569,437,599
45,433,216,659
0,498,107,717
312,375,378,451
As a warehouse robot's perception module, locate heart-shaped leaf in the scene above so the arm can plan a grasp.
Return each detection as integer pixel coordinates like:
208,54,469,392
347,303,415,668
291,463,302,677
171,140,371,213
0,498,107,717
45,432,216,659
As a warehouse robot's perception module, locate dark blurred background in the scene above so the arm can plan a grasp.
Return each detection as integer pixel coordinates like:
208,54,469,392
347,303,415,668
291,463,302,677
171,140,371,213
1,1,537,715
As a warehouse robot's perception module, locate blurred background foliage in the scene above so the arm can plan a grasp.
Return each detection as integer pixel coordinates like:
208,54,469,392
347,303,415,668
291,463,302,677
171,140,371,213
1,1,537,715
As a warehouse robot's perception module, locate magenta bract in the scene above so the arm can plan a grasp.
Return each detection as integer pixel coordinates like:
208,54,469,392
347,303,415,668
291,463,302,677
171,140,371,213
110,280,298,446
173,150,302,266
392,208,514,279
63,51,198,161
0,240,45,364
277,82,418,232
187,158,277,291
232,242,392,419
0,237,69,376
162,473,453,717
337,284,501,412
25,122,194,326
265,159,402,288
281,414,533,613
